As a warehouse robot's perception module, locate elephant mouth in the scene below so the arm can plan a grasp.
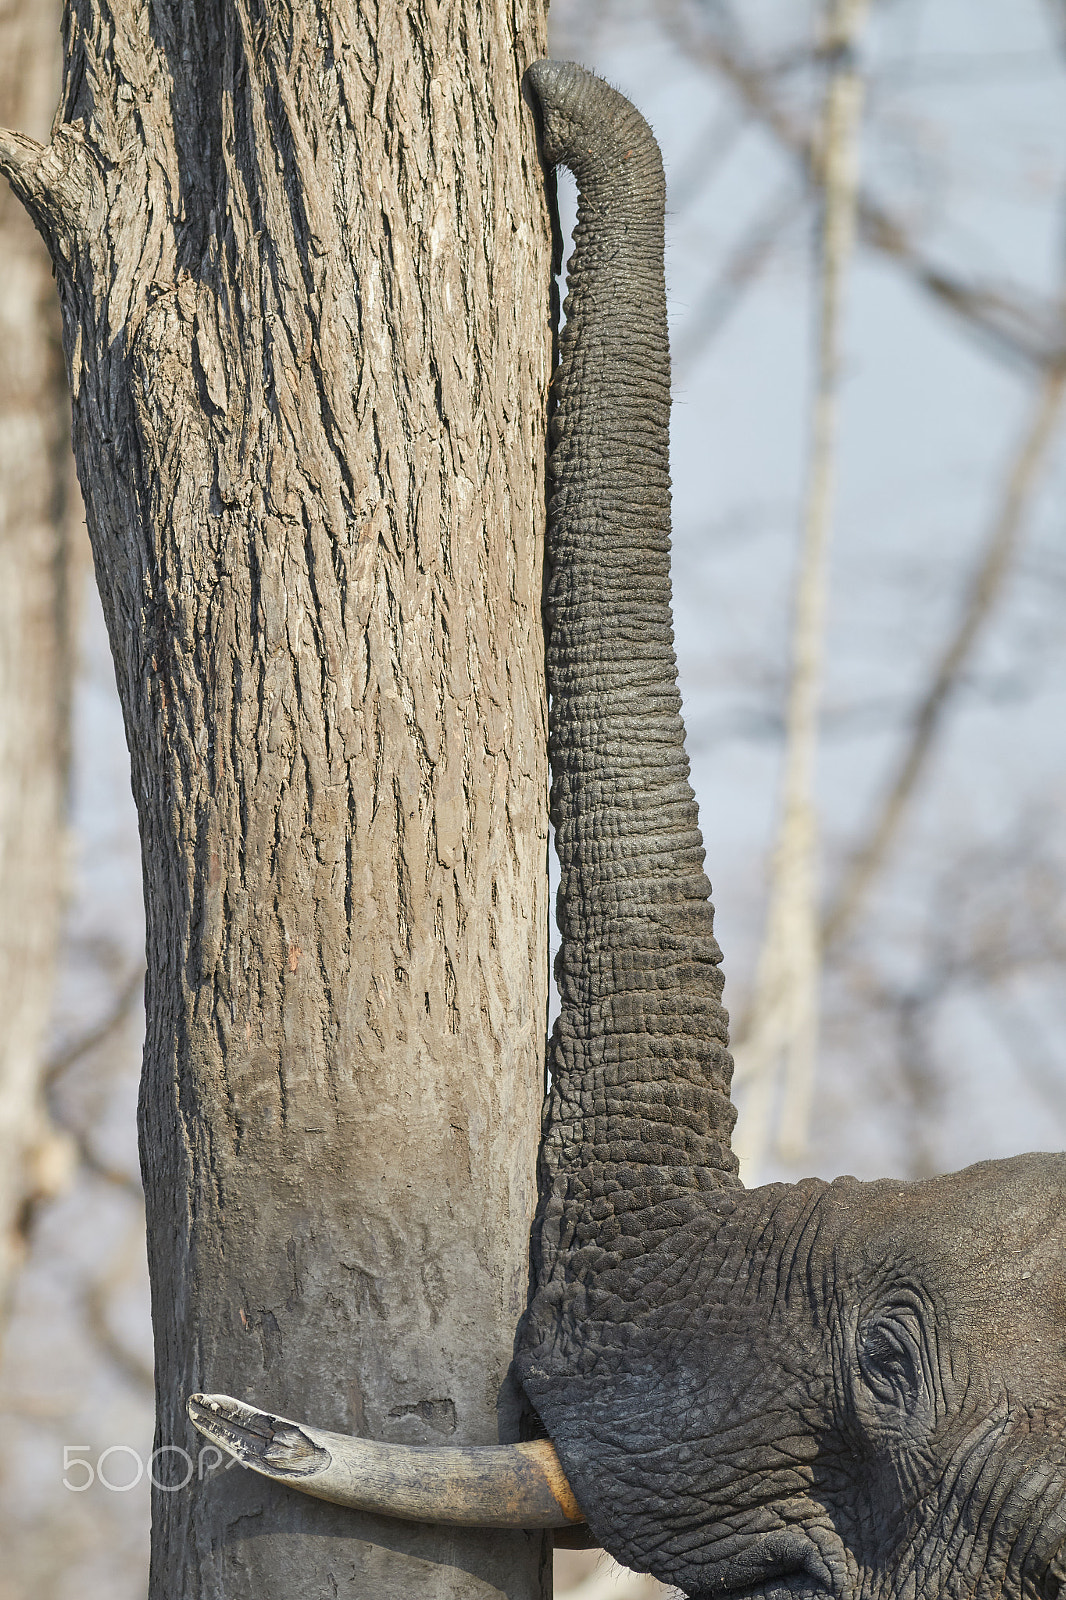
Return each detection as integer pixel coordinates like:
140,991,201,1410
684,1545,836,1600
688,1581,830,1600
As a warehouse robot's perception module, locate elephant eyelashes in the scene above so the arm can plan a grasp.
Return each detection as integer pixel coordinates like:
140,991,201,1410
857,1316,925,1410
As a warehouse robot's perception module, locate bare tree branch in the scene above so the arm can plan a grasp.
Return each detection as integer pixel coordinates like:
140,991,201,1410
37,965,145,1200
44,964,144,1089
674,179,804,374
661,1,1064,369
822,364,1066,950
669,103,748,210
0,126,94,260
83,1219,153,1393
59,1117,143,1199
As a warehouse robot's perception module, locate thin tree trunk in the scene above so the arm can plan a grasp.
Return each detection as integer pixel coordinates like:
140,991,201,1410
1,5,552,1597
0,0,77,1332
732,0,868,1176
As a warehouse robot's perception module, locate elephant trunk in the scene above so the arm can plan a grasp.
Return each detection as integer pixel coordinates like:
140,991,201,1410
520,62,738,1377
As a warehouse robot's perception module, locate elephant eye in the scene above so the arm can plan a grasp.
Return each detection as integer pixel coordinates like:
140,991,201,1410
858,1317,923,1409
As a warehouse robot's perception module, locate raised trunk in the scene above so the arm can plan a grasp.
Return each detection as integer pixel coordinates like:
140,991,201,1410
2,5,552,1597
0,0,77,1329
520,60,736,1343
515,58,739,1562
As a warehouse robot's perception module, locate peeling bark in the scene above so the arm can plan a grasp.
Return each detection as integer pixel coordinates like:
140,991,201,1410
0,0,78,1331
1,3,553,1595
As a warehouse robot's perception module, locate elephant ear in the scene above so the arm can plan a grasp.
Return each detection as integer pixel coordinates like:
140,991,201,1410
517,58,737,1404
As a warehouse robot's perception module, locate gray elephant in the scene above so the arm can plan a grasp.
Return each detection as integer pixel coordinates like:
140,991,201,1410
191,61,1066,1600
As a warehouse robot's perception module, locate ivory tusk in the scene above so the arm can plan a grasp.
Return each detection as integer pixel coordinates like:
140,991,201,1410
187,1393,586,1529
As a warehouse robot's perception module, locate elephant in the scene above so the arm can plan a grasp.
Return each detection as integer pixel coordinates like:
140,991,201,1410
190,60,1066,1600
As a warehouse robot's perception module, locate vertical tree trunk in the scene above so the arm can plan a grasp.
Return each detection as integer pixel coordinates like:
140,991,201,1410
0,0,77,1329
2,4,552,1595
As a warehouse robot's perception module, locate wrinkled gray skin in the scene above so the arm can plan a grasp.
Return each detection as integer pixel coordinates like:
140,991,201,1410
517,60,1066,1600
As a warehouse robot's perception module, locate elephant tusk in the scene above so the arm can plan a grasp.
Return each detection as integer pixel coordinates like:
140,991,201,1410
187,1393,586,1529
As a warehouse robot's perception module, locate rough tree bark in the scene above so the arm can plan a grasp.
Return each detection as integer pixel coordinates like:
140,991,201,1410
1,3,553,1596
0,0,78,1331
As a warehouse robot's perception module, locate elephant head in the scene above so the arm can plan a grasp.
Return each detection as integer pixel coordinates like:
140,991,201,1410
190,60,1066,1600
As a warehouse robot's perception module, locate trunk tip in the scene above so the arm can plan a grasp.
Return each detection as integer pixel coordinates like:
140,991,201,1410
524,59,657,174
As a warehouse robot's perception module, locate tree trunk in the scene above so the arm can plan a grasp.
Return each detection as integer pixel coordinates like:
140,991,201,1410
0,0,78,1331
1,3,553,1595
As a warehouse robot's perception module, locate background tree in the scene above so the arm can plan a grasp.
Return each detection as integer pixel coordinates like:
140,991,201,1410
0,0,80,1333
1,4,554,1598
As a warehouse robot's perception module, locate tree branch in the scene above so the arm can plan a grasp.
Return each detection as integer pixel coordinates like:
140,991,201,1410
84,1222,153,1393
662,6,1063,369
822,363,1066,949
38,965,145,1200
674,179,803,374
0,125,46,179
0,125,91,261
44,964,144,1089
